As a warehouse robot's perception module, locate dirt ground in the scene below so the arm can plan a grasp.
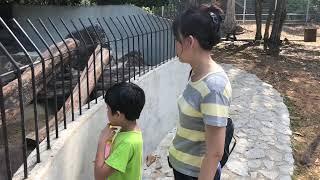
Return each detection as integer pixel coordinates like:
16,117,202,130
213,23,320,179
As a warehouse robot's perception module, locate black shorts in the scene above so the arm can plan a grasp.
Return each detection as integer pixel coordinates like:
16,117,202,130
168,157,221,180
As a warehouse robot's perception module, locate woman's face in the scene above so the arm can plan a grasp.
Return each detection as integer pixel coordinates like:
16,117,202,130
175,34,195,63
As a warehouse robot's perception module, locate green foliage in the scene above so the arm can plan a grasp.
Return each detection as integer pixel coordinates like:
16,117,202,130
287,0,308,13
96,0,169,7
0,0,90,5
142,6,154,14
0,0,168,6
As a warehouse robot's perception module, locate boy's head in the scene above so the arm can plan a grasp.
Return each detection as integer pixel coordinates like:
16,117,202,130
104,82,145,126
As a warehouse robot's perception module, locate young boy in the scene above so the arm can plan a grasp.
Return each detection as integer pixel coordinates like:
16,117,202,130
94,82,145,180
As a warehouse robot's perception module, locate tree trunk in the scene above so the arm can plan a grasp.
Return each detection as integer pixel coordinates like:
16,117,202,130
223,0,237,34
255,0,263,40
263,0,276,50
26,45,110,142
268,0,287,54
1,38,78,126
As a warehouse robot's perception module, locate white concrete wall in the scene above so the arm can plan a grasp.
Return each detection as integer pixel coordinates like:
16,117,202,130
134,60,190,157
14,59,190,180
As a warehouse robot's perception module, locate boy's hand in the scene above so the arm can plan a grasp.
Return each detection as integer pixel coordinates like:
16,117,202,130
98,125,117,144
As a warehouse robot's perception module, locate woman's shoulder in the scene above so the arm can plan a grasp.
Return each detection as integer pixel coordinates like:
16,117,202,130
203,69,230,94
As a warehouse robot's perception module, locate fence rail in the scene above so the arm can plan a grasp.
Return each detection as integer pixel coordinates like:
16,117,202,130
154,0,320,24
0,13,175,180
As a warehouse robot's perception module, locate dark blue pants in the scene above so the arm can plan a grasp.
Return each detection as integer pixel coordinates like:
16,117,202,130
168,158,221,180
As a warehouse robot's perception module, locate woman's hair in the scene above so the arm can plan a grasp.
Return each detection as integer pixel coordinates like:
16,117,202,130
172,4,223,50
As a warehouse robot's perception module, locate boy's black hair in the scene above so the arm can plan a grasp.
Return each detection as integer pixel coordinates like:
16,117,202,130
104,82,145,121
172,4,223,50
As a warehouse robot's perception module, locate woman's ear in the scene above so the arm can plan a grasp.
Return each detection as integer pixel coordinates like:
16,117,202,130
186,35,195,48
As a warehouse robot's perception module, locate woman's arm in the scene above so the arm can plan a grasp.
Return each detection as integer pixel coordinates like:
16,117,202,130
198,125,225,180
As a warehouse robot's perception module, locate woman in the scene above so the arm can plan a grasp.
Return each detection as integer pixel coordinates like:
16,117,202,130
168,5,232,180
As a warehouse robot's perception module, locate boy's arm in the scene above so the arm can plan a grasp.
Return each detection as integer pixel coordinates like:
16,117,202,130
94,141,116,180
95,125,117,180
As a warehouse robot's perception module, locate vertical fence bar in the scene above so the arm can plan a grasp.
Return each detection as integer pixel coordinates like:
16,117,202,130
97,18,113,88
122,16,136,79
60,18,77,120
162,6,165,17
126,16,141,77
35,19,59,139
151,15,161,66
172,19,175,58
71,19,88,114
79,19,98,103
0,43,28,178
130,15,144,75
155,15,162,64
27,19,54,148
103,17,119,83
141,15,153,69
48,18,70,129
163,18,170,61
89,18,105,98
79,18,98,105
137,15,149,72
110,17,125,82
145,15,157,67
38,18,63,138
306,0,310,23
74,19,90,109
243,0,247,23
155,16,165,64
1,18,41,163
116,17,131,82
0,68,12,180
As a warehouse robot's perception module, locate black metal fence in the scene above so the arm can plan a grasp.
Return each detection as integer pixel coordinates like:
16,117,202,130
0,13,175,180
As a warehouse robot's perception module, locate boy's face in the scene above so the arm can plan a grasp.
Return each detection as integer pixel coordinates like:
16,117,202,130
106,104,124,126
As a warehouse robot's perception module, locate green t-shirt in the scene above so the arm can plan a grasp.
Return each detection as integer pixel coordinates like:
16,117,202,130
105,131,143,180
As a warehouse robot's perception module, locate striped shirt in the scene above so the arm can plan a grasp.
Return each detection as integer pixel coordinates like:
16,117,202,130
169,65,232,177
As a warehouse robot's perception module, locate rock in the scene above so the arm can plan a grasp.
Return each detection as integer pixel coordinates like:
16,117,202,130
259,136,275,143
245,148,265,159
155,161,162,170
284,153,294,165
248,160,261,169
261,128,275,135
279,165,294,174
278,175,291,180
277,144,292,153
259,170,279,179
146,154,157,167
266,150,283,162
255,142,269,149
250,172,258,179
164,170,173,177
261,121,274,128
263,160,274,170
226,160,249,176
